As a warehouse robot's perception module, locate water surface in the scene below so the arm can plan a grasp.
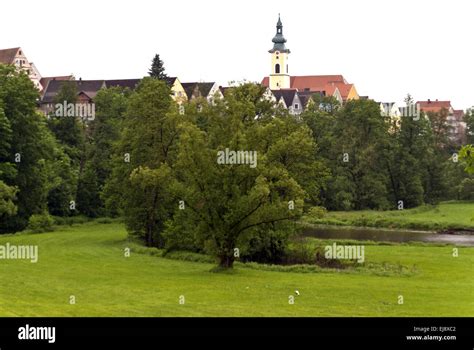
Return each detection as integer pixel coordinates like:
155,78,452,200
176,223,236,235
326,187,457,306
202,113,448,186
302,225,474,246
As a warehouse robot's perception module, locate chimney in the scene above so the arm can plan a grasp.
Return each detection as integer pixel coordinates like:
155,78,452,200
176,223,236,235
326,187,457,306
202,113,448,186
428,99,431,103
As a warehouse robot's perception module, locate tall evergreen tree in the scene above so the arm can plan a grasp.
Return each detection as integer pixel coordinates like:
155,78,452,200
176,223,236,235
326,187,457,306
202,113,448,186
148,54,169,81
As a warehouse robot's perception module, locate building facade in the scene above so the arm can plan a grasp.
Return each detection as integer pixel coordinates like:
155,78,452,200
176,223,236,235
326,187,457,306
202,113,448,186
0,47,43,91
262,16,359,115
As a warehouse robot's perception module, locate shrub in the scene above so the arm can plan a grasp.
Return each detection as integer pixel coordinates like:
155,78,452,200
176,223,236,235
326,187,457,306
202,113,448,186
238,225,294,264
307,206,328,220
52,216,66,226
284,240,355,269
28,213,54,233
52,215,90,226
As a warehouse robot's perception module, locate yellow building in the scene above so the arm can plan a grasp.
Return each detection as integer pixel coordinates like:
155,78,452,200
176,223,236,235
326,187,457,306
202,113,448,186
168,77,188,104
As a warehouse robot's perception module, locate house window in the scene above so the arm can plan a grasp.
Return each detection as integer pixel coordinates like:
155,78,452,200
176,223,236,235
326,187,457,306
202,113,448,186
275,64,280,74
294,103,299,110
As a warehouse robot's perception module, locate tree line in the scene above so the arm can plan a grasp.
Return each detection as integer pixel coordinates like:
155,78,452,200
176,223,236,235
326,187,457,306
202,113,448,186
0,58,473,268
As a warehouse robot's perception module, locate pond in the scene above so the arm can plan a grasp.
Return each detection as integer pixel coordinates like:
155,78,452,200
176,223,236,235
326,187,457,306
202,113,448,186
302,225,474,246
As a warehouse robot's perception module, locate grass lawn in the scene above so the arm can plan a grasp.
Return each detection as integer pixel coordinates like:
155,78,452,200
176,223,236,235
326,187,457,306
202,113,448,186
0,222,472,316
305,201,474,231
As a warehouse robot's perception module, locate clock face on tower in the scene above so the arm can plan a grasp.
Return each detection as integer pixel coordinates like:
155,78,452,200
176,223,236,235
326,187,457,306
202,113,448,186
275,51,280,55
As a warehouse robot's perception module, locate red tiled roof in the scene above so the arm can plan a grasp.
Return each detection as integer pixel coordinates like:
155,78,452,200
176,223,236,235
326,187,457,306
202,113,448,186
417,100,452,113
289,75,346,90
322,84,338,96
332,82,353,100
261,75,352,100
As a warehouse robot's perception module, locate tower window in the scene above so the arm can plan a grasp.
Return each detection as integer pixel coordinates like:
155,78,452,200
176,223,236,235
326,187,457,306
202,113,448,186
275,64,280,74
286,64,288,73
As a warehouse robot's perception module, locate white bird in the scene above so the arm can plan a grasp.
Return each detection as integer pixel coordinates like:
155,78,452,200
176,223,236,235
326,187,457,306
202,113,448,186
295,290,300,296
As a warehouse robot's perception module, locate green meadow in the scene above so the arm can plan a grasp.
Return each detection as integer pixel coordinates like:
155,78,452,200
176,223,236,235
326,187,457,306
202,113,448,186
306,201,474,231
0,221,472,317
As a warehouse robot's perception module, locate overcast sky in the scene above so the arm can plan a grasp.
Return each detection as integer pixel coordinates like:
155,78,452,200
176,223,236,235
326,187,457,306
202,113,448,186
1,0,473,109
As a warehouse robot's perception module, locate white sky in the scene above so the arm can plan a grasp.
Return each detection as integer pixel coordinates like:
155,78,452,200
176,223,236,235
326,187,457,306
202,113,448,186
1,0,473,109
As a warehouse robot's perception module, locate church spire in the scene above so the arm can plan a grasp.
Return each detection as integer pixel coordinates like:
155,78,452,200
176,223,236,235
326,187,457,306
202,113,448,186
268,14,291,90
269,14,290,53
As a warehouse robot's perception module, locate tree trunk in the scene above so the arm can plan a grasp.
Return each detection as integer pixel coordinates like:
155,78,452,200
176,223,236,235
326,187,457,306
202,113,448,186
146,191,159,247
218,255,234,269
146,224,154,247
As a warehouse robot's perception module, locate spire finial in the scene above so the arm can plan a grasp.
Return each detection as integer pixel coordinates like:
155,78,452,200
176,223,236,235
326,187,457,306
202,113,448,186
269,14,289,53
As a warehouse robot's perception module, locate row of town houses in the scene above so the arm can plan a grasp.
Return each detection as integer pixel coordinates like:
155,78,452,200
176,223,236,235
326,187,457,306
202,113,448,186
0,17,469,144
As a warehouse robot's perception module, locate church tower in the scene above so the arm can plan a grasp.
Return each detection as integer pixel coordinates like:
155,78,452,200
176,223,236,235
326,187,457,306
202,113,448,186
269,15,290,90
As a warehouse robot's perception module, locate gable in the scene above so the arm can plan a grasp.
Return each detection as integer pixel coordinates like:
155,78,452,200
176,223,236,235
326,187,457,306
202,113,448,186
0,47,20,64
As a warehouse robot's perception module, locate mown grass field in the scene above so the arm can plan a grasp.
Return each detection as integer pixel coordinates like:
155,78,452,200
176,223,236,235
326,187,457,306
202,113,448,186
0,222,472,316
305,201,474,231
